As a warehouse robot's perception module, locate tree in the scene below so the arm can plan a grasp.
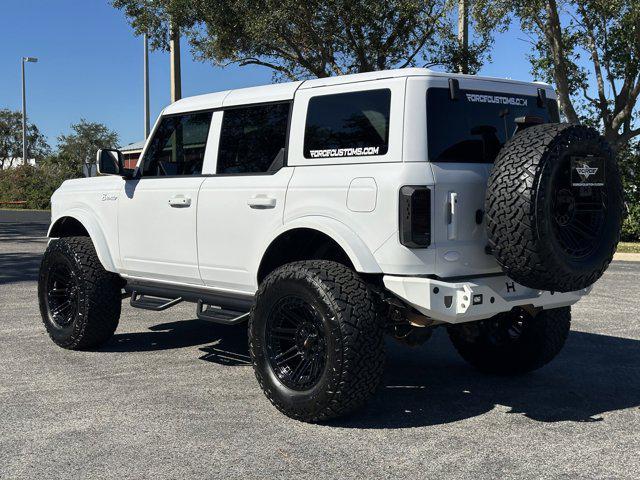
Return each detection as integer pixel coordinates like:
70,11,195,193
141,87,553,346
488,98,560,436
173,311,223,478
52,119,119,176
0,109,50,169
113,0,503,79
508,0,640,152
618,141,640,240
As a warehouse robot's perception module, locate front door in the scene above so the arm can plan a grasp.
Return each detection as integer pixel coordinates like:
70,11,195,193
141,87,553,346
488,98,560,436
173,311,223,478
118,111,213,284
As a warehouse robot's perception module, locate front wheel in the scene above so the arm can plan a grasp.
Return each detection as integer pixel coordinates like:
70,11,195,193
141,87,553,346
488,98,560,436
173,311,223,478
249,261,385,422
38,236,122,350
448,307,571,375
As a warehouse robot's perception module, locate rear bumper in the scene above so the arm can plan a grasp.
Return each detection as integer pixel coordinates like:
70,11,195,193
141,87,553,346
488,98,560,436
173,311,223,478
383,274,590,324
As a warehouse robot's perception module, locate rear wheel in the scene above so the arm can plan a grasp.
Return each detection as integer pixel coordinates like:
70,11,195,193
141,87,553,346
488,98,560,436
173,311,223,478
448,307,571,375
38,236,122,350
249,260,385,422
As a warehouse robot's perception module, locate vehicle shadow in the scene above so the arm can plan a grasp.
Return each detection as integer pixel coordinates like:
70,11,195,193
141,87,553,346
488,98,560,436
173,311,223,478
103,318,640,428
104,319,251,366
336,329,640,428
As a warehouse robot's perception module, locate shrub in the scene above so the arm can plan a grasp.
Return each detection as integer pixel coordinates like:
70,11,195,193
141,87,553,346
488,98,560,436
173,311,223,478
0,163,72,210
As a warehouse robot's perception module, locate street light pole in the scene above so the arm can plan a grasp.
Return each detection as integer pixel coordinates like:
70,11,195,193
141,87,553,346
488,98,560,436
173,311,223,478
21,56,38,165
144,34,150,139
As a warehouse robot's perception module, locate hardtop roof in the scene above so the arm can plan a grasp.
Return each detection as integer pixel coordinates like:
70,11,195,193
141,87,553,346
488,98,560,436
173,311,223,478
163,68,552,115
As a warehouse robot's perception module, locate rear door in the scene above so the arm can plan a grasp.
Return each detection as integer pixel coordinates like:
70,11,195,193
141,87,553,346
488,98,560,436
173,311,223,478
118,111,213,284
197,102,293,294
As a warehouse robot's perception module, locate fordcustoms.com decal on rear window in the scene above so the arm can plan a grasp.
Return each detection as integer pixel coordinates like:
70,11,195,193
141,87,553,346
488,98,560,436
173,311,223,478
308,146,381,158
465,93,528,107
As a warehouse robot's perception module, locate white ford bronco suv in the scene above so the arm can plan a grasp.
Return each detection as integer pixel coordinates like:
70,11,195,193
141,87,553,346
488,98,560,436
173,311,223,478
39,68,623,422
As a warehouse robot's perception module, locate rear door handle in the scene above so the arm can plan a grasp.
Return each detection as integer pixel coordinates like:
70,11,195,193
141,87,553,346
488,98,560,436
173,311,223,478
247,195,277,209
168,194,191,208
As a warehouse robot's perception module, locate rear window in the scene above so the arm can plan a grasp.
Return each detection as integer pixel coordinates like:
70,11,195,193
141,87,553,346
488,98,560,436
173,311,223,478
427,88,559,163
304,89,390,159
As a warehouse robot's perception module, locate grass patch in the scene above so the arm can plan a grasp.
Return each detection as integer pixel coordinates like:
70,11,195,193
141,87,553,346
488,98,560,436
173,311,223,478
617,242,640,254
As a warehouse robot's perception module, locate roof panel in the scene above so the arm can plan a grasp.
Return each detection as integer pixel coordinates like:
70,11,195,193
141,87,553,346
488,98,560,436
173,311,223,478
222,81,303,107
163,90,231,115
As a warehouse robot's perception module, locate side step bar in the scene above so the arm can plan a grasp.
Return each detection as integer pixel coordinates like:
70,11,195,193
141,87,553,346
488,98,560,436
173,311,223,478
125,281,254,325
130,292,183,311
196,300,250,325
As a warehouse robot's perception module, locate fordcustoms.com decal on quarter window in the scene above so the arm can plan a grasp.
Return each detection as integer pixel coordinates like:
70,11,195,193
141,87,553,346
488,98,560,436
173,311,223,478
309,146,381,158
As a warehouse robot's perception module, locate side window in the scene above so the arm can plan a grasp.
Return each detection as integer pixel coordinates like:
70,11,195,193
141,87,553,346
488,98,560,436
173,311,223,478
217,103,290,174
303,89,391,159
142,111,213,176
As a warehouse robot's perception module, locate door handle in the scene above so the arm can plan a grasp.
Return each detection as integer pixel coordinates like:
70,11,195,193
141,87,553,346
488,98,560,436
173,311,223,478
168,194,191,208
247,195,277,209
447,191,458,240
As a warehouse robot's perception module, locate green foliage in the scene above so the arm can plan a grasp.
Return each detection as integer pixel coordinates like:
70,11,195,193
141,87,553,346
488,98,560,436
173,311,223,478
618,143,640,241
507,0,640,150
622,203,640,242
112,0,505,79
50,119,120,177
0,163,66,209
0,108,50,168
0,119,119,209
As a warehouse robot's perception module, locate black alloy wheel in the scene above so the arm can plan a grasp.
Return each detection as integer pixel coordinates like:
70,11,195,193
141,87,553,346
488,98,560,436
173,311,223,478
44,262,80,329
265,296,327,391
481,309,527,347
550,159,607,259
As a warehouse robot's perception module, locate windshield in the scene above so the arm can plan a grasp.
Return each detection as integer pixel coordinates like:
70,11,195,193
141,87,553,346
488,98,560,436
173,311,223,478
427,87,560,163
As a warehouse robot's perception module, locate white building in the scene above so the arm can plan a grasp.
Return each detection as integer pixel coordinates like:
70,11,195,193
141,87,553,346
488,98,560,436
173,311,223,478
1,157,36,170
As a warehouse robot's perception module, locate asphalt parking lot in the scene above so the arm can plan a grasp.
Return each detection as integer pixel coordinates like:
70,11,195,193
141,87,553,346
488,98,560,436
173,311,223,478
1,210,638,479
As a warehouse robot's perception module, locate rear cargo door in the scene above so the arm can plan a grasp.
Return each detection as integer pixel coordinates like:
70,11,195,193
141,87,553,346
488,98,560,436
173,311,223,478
426,84,558,278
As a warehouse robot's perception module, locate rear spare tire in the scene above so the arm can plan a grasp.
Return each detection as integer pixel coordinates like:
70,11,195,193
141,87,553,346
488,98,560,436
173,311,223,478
485,123,623,292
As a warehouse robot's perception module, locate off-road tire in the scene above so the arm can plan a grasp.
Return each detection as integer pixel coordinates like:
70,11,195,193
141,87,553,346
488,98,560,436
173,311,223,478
249,260,385,422
485,123,623,292
448,307,571,375
38,236,122,350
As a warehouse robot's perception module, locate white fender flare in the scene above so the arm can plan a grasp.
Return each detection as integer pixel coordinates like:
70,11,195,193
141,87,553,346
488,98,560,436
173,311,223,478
257,216,383,275
48,210,117,273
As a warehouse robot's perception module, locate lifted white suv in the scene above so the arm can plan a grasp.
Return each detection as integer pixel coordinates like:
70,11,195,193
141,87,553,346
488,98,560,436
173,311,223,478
39,68,623,422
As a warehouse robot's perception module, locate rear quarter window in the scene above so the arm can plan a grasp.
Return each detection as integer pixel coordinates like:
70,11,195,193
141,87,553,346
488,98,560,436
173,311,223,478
303,89,391,159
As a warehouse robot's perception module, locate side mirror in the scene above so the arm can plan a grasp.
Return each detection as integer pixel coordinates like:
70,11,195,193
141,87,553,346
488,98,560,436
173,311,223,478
96,149,123,176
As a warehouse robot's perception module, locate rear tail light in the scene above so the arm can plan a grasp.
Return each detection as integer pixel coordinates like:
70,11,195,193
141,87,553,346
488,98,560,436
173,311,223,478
399,186,431,248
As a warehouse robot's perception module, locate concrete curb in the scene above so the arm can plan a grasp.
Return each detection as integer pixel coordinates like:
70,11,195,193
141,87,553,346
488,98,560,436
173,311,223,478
613,252,640,262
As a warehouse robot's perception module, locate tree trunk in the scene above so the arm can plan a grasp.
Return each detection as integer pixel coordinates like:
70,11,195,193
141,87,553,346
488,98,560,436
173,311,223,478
458,0,469,74
543,0,580,124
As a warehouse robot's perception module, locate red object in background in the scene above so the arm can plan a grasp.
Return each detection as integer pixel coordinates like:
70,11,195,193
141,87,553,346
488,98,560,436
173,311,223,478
122,151,140,169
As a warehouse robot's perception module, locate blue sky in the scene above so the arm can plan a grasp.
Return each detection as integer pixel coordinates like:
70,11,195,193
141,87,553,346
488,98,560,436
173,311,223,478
1,0,542,148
